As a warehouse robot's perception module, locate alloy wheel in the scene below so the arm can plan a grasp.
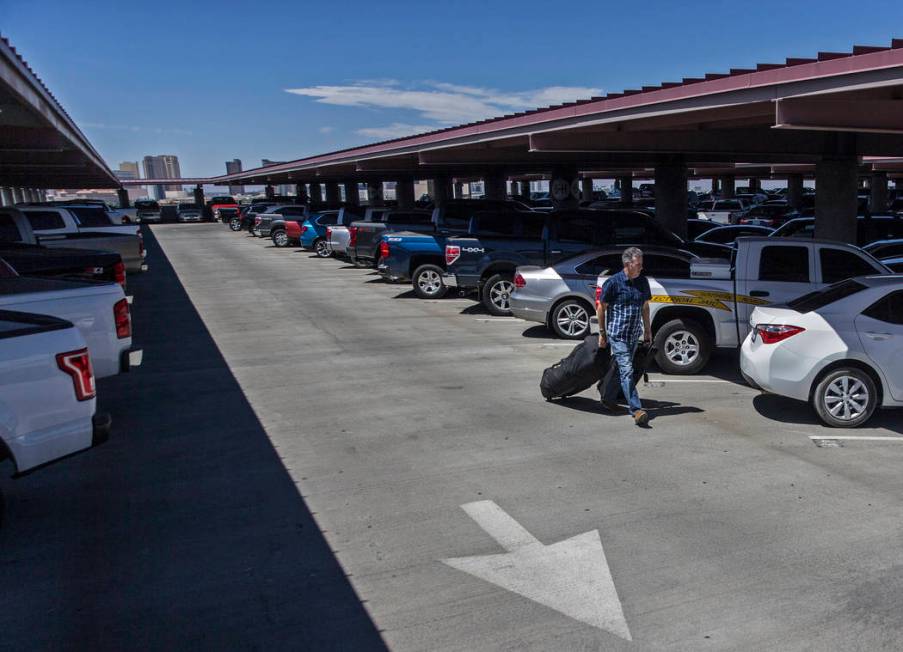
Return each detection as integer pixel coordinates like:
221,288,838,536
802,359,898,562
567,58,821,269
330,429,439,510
664,330,699,367
823,376,870,422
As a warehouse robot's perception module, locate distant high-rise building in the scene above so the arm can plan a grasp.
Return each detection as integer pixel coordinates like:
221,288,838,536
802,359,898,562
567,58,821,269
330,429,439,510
225,158,244,195
142,154,182,199
118,161,139,178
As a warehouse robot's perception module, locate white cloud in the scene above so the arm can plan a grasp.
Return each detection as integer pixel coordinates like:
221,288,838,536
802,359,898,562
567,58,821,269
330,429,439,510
318,126,335,133
284,80,602,128
356,123,437,139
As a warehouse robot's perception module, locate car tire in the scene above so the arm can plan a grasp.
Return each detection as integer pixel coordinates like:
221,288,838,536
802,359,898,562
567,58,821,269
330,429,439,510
412,264,448,299
229,217,241,231
482,273,515,316
314,238,332,258
811,367,878,428
272,229,289,248
653,318,712,375
550,298,593,339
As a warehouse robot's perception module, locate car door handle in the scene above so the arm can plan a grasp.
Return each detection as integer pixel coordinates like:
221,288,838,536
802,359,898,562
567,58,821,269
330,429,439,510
588,284,597,289
865,331,892,340
749,290,770,297
550,250,562,254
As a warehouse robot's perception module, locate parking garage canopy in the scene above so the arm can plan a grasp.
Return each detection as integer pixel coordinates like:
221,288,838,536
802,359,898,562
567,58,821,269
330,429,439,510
0,36,118,189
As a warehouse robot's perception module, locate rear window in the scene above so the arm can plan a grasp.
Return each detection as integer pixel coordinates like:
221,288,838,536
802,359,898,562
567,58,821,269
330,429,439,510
862,290,903,325
387,212,431,226
210,196,235,204
67,207,112,227
643,254,692,278
555,215,595,243
575,254,623,276
788,279,867,313
135,200,159,210
178,203,199,210
0,214,22,242
25,210,66,231
819,248,881,284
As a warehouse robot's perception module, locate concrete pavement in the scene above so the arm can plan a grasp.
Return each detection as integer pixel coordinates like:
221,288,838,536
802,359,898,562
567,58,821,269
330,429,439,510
3,222,903,650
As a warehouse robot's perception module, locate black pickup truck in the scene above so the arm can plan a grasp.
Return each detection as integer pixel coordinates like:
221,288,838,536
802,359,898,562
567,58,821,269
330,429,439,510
347,209,433,268
444,208,684,315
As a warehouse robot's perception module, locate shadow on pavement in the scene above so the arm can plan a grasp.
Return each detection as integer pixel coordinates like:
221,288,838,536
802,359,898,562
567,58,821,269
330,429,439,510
0,226,387,651
520,325,558,339
752,394,903,435
551,395,703,420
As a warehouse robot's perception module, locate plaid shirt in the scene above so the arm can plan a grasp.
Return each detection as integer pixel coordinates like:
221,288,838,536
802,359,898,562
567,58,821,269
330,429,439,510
597,270,651,342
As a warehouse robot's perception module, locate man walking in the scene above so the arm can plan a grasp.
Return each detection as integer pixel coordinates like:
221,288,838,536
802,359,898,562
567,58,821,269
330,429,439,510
596,247,652,426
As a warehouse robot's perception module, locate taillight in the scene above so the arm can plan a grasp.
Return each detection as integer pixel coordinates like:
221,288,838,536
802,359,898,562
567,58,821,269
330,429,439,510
595,285,602,305
113,261,126,286
379,240,390,259
255,216,262,225
56,348,96,401
138,232,145,256
514,273,526,289
445,245,461,266
114,298,131,339
755,324,805,344
301,225,309,234
326,227,332,240
349,226,358,247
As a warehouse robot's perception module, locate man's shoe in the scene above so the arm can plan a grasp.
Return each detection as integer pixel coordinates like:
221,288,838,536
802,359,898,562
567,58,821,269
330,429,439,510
602,400,624,413
633,409,649,426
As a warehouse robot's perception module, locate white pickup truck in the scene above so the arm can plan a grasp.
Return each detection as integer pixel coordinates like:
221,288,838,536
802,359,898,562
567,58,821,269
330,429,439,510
11,205,146,273
0,310,110,477
596,237,891,374
0,260,141,378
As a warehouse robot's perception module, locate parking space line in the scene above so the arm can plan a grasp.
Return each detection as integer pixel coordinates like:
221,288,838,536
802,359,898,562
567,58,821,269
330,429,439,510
809,435,903,442
473,317,522,323
645,378,732,383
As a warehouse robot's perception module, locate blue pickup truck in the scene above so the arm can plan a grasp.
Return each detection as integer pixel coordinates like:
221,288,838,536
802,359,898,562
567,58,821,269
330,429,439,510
444,208,684,314
377,199,535,299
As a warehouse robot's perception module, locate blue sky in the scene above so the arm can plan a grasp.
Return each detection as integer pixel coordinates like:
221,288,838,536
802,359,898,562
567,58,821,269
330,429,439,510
3,0,902,177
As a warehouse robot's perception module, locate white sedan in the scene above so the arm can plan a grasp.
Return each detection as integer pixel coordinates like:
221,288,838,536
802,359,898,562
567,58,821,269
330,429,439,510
741,275,903,427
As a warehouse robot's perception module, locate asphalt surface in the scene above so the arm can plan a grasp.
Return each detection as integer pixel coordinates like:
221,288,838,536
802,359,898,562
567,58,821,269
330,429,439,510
3,222,903,651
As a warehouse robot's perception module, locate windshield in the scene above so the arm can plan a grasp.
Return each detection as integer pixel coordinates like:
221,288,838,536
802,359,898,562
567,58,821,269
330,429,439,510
787,279,868,313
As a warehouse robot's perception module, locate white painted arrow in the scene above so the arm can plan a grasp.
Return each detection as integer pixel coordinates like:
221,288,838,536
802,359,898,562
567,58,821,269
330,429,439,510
442,500,631,641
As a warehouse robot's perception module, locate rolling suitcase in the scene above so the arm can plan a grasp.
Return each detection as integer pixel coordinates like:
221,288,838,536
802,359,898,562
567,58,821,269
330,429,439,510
540,335,611,400
597,343,657,402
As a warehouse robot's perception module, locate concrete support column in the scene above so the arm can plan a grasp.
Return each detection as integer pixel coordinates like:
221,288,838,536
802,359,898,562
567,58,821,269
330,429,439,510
787,174,804,210
431,176,452,205
483,172,507,200
11,188,24,204
295,184,309,203
117,188,131,208
265,184,275,199
193,185,204,208
309,183,323,204
343,182,359,206
395,178,416,210
549,166,579,209
618,176,633,206
814,157,858,243
654,160,689,240
748,177,761,192
325,182,341,205
0,187,12,206
870,171,889,213
519,180,531,199
22,188,34,203
719,175,735,199
581,177,594,202
710,177,719,195
453,181,464,199
367,181,384,206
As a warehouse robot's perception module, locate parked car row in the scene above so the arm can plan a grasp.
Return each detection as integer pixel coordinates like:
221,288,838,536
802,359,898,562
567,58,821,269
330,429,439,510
1,204,147,515
224,198,901,427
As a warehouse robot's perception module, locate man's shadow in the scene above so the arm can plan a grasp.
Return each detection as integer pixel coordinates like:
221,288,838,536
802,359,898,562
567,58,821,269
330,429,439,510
547,395,704,427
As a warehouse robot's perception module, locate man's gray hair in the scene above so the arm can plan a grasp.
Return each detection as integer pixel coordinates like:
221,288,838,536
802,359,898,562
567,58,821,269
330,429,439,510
622,247,643,265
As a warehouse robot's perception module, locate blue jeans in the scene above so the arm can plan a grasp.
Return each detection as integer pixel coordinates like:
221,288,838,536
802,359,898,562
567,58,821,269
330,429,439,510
604,338,642,415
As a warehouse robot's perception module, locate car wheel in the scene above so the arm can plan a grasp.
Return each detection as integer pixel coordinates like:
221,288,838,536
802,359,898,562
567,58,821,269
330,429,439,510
653,318,712,374
314,238,332,258
812,367,878,428
412,264,448,299
482,273,515,316
550,299,592,339
229,217,241,231
272,229,289,248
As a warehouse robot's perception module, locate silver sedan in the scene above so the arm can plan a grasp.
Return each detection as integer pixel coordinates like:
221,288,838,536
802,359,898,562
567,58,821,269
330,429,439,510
510,247,698,339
